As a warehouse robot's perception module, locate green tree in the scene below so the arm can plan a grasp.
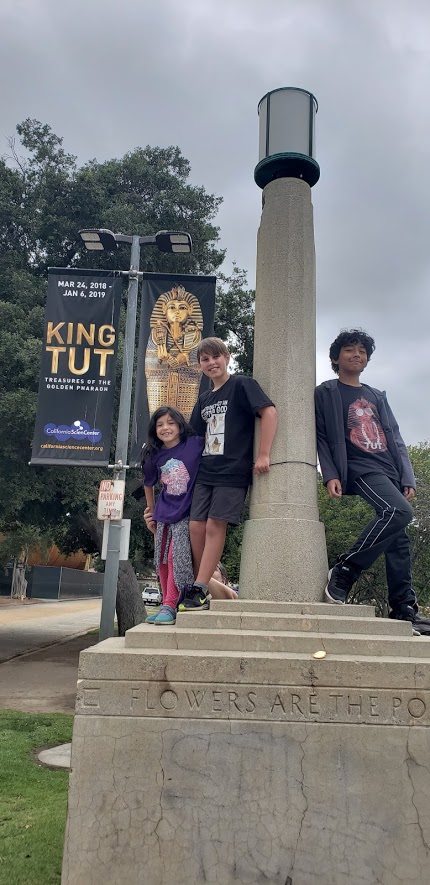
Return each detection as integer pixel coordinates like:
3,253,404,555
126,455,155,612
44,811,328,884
0,524,52,599
408,443,430,606
214,265,255,374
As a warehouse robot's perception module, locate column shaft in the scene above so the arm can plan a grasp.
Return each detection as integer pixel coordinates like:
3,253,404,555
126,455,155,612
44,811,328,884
240,177,328,601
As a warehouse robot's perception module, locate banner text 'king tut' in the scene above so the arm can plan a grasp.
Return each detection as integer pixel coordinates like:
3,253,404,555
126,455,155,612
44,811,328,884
31,268,122,466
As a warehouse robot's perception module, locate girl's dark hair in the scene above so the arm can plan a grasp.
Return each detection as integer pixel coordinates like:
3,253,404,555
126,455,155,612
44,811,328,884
141,406,196,465
329,329,375,374
216,562,228,583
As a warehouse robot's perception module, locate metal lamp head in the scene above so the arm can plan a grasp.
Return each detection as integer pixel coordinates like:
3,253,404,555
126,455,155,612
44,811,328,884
254,87,320,189
155,231,193,254
79,229,118,252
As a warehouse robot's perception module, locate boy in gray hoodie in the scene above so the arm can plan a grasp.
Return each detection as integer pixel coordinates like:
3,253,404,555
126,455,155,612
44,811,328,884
315,329,419,630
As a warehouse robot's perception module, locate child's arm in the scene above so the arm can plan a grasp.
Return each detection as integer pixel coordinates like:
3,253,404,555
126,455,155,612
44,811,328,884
254,405,277,474
315,388,342,495
189,398,205,436
144,485,155,511
143,485,156,535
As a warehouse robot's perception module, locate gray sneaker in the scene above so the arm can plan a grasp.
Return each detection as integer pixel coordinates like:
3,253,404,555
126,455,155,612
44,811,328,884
325,563,358,605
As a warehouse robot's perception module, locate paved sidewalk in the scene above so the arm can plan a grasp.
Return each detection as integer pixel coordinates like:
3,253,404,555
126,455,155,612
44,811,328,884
0,633,99,713
0,598,102,662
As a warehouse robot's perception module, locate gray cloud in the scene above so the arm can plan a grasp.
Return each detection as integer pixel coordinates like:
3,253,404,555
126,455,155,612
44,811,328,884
1,0,430,442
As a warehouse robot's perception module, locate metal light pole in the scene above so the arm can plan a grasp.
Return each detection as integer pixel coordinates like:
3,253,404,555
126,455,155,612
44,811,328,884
239,88,328,602
79,228,192,640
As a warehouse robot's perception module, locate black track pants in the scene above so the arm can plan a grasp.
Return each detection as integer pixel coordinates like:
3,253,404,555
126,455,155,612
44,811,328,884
341,472,416,611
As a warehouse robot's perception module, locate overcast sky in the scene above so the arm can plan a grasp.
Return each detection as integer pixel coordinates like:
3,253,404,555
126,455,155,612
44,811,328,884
2,0,429,443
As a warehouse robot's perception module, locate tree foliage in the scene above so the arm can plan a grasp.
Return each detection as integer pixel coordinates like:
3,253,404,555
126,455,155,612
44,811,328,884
214,265,255,375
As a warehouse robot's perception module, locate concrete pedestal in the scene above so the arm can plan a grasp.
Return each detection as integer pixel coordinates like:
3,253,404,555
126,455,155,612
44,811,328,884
62,601,430,885
239,177,327,602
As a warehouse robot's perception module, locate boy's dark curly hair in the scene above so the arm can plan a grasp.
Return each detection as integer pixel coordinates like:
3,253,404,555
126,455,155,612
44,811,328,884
329,329,375,374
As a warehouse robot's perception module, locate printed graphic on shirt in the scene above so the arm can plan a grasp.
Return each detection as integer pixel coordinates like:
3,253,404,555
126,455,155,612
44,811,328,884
160,458,190,495
201,400,227,456
347,397,388,453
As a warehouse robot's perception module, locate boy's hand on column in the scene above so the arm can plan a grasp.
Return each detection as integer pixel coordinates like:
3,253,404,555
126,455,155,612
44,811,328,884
403,487,415,500
254,455,270,475
327,479,342,498
143,506,157,534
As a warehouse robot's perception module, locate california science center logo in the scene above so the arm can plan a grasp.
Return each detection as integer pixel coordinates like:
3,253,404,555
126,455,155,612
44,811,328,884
43,420,102,443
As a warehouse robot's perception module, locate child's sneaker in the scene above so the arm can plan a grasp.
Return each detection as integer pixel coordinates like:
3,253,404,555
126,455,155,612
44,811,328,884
178,584,210,611
154,605,176,625
390,604,421,636
325,562,358,604
145,609,160,624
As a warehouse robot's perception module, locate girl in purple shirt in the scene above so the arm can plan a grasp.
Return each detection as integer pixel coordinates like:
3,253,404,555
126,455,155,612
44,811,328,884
142,406,204,625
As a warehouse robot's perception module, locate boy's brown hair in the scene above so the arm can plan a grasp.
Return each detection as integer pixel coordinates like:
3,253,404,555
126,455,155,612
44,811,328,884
196,336,229,361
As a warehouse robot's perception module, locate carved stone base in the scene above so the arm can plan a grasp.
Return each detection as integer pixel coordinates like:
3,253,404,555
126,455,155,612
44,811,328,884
62,600,430,885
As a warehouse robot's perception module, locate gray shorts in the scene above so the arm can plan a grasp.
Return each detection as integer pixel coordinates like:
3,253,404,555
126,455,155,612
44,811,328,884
190,483,247,525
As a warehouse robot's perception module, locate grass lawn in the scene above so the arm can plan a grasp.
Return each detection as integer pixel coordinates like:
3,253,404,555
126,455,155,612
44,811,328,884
0,710,73,885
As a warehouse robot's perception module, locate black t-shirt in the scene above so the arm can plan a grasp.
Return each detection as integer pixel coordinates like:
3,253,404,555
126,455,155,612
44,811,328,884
337,381,399,484
189,375,274,487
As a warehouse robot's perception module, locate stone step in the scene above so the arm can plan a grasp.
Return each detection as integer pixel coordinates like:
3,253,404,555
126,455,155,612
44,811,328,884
79,638,430,683
174,611,408,636
210,600,375,617
125,624,425,657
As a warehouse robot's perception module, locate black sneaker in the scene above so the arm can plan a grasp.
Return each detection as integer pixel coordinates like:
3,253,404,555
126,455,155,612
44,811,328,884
177,584,210,612
390,604,421,636
325,563,358,605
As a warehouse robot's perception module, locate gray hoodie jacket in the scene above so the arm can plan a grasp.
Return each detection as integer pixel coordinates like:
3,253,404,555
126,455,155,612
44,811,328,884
314,379,415,493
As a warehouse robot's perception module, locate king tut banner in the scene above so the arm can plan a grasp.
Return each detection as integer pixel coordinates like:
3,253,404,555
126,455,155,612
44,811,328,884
130,272,216,466
31,268,122,466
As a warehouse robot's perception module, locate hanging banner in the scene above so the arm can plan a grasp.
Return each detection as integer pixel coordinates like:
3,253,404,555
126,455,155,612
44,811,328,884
31,268,122,466
130,272,216,466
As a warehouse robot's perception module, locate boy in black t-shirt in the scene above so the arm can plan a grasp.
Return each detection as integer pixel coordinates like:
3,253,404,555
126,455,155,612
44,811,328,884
315,329,420,630
179,337,277,611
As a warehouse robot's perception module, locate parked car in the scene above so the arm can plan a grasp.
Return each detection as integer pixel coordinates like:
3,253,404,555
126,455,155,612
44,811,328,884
142,586,162,606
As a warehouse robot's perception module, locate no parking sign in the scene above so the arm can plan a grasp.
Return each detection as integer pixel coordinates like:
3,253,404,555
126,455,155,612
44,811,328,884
97,479,125,520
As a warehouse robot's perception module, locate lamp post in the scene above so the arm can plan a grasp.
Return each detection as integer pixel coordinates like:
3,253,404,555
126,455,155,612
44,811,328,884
254,87,320,188
239,88,328,602
79,228,192,640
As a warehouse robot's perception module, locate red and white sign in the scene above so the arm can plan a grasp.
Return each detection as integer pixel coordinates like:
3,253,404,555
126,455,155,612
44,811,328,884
97,479,125,520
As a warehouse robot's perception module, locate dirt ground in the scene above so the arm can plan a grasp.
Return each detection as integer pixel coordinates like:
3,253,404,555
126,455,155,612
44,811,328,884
0,596,43,606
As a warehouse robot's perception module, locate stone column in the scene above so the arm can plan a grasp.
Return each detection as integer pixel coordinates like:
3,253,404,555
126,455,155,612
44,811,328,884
239,176,328,601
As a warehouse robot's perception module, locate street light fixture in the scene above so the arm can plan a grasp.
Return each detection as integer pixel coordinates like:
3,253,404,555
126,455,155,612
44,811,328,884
155,231,193,253
79,228,192,254
78,226,192,640
79,228,118,251
255,87,320,189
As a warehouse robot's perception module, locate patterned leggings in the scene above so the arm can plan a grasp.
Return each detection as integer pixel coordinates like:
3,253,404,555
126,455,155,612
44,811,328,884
158,526,179,609
155,518,195,609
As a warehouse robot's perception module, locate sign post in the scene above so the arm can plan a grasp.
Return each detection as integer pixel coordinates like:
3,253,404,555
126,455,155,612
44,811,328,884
98,235,141,641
